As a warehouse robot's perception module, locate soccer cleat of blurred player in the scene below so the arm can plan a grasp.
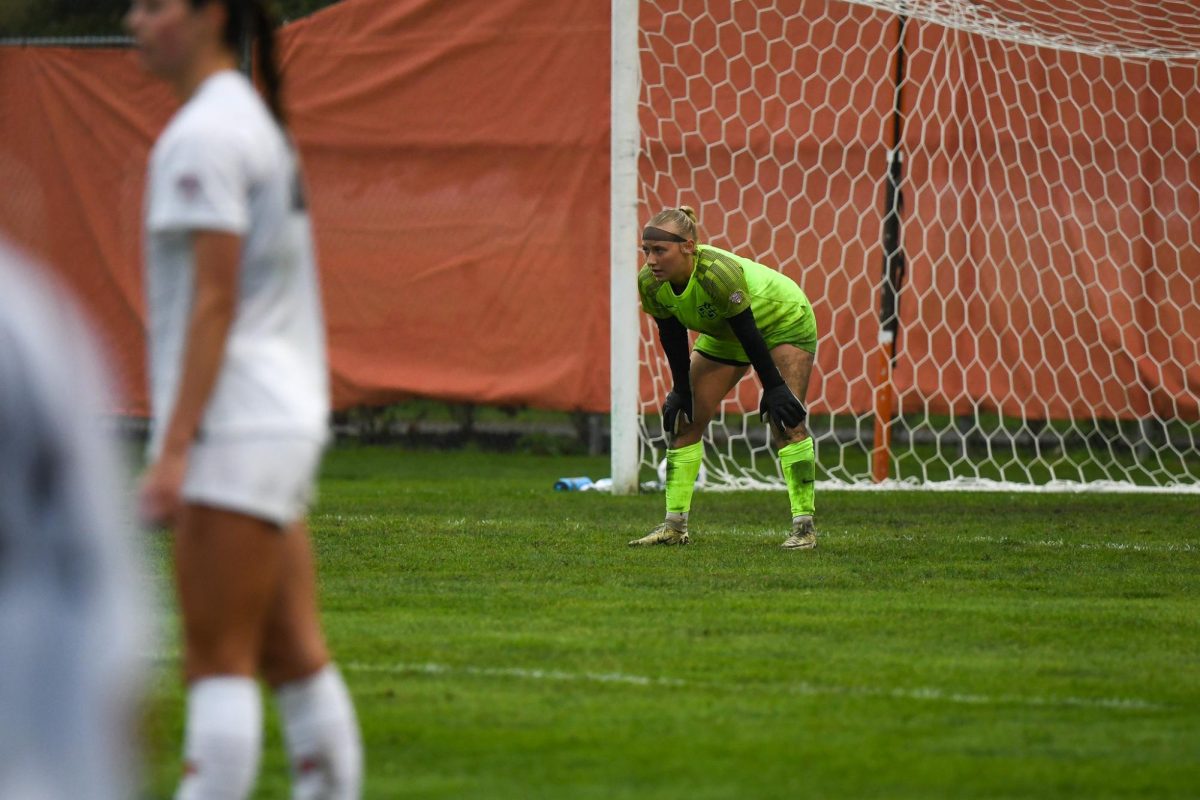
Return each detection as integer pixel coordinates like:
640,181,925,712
636,206,820,550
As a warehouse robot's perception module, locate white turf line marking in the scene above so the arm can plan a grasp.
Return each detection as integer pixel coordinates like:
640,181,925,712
313,514,1196,553
726,529,1197,553
964,535,1196,553
342,662,1167,712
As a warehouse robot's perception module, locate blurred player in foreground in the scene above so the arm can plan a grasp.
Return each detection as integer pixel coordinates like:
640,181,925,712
632,206,821,550
0,239,146,799
127,0,361,797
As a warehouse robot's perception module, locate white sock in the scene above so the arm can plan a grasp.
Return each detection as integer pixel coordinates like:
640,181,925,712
276,664,363,800
175,676,263,800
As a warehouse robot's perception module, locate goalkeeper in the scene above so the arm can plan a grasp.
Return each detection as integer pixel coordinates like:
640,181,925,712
630,206,820,550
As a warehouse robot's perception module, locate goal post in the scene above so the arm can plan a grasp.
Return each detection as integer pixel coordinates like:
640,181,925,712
612,0,1200,493
610,0,641,495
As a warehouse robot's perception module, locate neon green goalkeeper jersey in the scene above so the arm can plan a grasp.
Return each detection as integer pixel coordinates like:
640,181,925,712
638,244,817,360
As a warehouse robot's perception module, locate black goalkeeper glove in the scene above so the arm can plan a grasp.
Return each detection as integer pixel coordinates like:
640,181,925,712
759,384,806,432
662,389,694,436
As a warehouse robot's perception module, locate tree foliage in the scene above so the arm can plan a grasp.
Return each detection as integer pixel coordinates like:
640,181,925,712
3,0,343,38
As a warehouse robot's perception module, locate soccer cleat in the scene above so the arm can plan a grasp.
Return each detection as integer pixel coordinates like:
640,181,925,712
781,516,817,550
628,522,690,547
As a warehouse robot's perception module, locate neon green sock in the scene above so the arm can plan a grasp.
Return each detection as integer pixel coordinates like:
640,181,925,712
778,438,816,518
664,441,704,515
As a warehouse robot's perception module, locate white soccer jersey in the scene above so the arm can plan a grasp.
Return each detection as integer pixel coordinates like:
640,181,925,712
0,239,147,800
143,70,329,457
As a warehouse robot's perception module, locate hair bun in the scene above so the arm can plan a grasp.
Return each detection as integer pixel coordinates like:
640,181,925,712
677,205,697,222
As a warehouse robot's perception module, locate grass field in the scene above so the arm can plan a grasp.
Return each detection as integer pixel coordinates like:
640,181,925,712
144,445,1200,798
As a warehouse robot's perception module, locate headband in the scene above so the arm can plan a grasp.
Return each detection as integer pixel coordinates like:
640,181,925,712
642,226,688,243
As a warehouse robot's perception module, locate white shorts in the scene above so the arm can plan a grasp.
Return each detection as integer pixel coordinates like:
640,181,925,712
182,436,325,527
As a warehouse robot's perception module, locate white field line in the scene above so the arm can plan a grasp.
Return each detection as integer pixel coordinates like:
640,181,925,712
964,535,1197,553
724,529,1197,553
700,478,1200,495
346,661,685,688
312,513,1196,554
342,661,1168,712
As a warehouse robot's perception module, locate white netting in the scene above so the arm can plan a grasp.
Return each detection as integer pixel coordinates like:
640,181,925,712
845,0,1200,60
635,0,1200,492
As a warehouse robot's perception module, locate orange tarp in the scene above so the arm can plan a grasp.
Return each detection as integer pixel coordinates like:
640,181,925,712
899,24,1200,420
1,0,611,415
1,0,1197,421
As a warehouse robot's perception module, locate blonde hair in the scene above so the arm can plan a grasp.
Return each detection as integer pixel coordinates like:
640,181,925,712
647,206,699,241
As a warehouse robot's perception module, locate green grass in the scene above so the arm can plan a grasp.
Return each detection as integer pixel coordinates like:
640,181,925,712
145,446,1200,798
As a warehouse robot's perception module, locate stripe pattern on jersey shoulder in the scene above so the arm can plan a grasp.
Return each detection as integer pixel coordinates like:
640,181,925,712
694,249,750,318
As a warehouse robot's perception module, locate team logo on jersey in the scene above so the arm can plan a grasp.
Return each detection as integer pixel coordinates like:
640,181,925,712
729,291,745,305
176,174,202,201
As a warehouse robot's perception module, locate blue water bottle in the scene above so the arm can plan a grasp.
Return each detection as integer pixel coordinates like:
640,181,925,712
554,476,593,491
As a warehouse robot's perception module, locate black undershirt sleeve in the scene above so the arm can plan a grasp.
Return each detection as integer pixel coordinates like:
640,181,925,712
654,316,692,392
725,307,785,391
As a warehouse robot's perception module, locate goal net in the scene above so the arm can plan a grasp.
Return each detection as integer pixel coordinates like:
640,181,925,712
627,0,1200,492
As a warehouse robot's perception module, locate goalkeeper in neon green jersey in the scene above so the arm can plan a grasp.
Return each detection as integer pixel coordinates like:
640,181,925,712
629,206,819,550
